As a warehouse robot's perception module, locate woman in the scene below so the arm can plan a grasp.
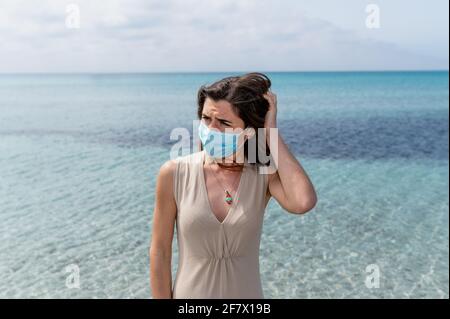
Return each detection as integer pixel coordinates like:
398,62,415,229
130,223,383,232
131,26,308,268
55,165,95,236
149,72,317,299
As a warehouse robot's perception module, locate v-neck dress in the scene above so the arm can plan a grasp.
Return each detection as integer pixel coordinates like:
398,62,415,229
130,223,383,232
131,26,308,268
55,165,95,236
172,149,269,299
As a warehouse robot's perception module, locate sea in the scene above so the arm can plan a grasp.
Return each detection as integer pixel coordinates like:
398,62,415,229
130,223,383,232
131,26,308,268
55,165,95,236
0,71,448,298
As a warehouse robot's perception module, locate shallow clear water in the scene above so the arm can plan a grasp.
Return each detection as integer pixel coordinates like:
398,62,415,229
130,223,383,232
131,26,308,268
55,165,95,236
0,71,448,298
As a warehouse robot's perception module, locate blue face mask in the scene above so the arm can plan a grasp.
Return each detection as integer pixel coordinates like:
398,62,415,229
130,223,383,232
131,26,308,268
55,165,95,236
198,121,245,159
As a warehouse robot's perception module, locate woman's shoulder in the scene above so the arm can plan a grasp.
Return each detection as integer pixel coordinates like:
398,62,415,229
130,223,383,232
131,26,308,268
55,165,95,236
172,150,203,165
159,150,203,174
157,159,177,184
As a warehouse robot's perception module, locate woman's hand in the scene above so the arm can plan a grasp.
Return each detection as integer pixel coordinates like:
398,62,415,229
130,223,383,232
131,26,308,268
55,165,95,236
262,90,278,155
263,89,277,130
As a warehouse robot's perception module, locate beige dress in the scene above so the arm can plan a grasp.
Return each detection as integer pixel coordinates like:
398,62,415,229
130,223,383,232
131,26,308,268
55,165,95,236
172,149,269,299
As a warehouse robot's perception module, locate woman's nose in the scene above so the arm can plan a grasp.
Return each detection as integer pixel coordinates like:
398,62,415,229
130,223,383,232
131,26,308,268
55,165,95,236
208,120,221,131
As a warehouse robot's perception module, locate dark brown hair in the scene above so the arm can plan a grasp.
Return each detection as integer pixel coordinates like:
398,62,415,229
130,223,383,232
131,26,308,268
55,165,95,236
197,72,272,170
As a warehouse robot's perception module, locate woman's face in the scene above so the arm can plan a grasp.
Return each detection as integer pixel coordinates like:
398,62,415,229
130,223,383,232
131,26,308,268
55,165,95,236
201,97,245,133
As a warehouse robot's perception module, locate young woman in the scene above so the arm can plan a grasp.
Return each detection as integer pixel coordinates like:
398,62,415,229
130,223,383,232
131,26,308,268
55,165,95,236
149,72,317,299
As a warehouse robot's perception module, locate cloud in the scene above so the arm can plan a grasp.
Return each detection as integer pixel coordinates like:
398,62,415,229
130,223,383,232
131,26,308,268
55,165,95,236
0,0,447,72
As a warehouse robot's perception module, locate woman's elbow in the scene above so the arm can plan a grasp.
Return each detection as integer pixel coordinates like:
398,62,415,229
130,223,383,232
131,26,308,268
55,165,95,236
292,195,317,215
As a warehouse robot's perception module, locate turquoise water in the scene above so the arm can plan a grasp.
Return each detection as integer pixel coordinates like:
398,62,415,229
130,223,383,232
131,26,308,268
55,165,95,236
0,71,448,298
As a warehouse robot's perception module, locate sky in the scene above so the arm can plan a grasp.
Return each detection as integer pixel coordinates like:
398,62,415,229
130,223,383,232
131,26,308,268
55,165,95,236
0,0,448,73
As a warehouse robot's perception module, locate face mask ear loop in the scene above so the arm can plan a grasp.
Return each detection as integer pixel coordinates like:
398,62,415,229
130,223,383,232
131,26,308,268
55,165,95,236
235,127,251,154
241,126,255,142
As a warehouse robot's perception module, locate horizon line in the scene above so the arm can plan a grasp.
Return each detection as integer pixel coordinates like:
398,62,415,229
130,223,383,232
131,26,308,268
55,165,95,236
0,69,448,76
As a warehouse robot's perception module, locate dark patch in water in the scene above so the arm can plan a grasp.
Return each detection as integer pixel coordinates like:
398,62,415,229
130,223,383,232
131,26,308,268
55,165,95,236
1,114,448,160
279,115,448,160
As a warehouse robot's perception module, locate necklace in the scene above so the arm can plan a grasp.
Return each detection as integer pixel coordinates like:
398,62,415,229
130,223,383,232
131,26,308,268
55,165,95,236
209,163,243,205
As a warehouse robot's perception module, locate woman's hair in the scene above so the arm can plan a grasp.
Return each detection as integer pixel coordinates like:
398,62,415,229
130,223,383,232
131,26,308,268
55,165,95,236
197,72,272,169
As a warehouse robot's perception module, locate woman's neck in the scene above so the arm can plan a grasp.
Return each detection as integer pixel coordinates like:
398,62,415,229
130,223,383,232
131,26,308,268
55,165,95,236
204,154,245,171
214,161,244,170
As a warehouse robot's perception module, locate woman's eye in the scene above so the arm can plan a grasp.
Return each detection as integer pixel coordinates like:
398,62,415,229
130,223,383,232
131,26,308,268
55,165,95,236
201,116,230,127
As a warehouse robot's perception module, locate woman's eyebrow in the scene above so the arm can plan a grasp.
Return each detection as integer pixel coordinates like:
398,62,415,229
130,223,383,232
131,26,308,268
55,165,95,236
202,114,232,124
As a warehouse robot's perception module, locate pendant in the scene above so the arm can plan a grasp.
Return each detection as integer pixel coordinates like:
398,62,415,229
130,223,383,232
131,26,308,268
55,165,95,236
225,190,233,205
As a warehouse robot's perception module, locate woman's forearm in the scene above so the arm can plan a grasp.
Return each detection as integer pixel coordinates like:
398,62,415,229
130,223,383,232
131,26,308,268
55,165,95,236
150,251,173,299
268,129,317,210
